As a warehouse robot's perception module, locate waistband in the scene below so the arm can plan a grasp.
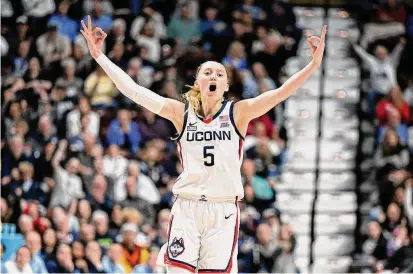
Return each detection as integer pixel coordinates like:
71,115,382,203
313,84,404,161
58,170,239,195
175,194,239,203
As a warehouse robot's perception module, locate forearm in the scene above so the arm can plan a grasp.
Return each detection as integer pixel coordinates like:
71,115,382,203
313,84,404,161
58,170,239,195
95,54,165,114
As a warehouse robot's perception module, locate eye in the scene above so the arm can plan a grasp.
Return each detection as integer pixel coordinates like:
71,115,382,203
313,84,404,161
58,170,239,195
218,73,224,77
205,71,211,75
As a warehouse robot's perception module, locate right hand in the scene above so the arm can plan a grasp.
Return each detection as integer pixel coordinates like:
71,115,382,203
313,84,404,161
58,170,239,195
80,15,107,59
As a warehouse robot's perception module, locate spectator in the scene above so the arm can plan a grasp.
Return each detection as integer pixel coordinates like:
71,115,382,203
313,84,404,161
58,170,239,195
103,144,128,200
36,22,72,69
201,6,227,38
120,176,155,226
132,246,164,273
47,243,79,273
102,243,125,273
66,96,100,139
360,0,406,48
353,39,405,113
167,5,201,47
21,0,55,19
233,0,266,22
82,1,113,32
48,1,78,42
28,115,58,154
25,231,48,273
13,41,30,77
375,129,409,173
363,221,388,261
83,0,113,16
119,223,150,272
376,86,411,126
49,140,84,209
84,65,118,107
109,42,128,71
76,199,92,226
223,41,248,71
125,57,154,89
87,175,113,215
79,223,96,245
56,58,84,99
18,214,35,236
130,5,166,42
106,18,134,55
378,109,409,144
106,109,141,156
3,246,32,273
139,108,173,144
92,210,116,249
81,241,105,273
41,228,57,267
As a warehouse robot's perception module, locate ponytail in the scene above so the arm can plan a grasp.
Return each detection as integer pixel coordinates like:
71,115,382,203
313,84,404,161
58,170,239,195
183,85,202,113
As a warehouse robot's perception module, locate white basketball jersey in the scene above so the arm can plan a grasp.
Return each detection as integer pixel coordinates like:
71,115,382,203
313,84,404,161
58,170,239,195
173,100,245,199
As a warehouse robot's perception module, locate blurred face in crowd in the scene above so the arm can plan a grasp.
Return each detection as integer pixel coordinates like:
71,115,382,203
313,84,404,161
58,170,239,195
15,247,31,269
39,115,52,135
244,184,255,201
93,214,108,235
73,43,85,59
143,108,155,123
10,136,24,157
242,159,256,178
80,223,96,242
58,1,69,15
265,35,279,54
19,162,34,181
113,19,126,36
92,1,103,18
194,61,229,103
66,158,80,174
19,215,34,235
72,241,84,260
108,144,120,157
126,177,137,195
256,137,270,157
56,244,72,265
127,58,141,76
252,62,267,79
205,7,217,21
257,223,272,246
9,102,21,120
107,243,123,262
64,62,75,78
111,205,124,225
233,22,246,37
230,42,245,59
388,108,401,127
1,198,8,219
43,228,57,248
164,81,178,99
394,187,404,205
83,134,95,152
384,129,398,147
142,23,154,37
78,97,91,114
86,241,101,260
78,199,92,220
112,43,125,59
254,121,267,138
279,224,293,241
367,221,382,240
92,175,107,198
118,109,131,127
387,203,401,223
18,41,30,58
181,6,190,19
123,230,137,247
375,46,388,61
26,231,42,254
256,26,267,40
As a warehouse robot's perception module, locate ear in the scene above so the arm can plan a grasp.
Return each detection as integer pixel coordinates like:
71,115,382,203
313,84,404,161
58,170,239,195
194,80,199,89
225,84,229,92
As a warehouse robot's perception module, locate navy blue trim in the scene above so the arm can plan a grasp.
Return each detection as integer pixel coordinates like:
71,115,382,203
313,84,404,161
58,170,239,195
166,215,197,270
229,101,245,140
195,100,228,124
198,198,239,273
176,103,189,142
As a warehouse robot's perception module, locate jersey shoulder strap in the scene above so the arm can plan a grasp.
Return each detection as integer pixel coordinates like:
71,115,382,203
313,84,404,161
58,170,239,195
176,103,189,142
229,100,245,140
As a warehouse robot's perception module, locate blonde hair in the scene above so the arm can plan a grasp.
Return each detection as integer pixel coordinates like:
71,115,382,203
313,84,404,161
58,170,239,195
183,62,228,113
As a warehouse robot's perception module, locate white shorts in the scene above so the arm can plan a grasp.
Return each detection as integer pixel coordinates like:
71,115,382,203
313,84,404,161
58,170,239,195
156,195,240,273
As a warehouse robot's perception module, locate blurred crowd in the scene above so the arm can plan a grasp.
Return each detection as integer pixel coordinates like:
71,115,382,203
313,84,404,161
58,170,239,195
355,0,413,272
1,0,300,273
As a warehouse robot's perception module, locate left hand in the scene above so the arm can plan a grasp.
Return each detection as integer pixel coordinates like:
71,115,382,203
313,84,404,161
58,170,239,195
307,25,327,67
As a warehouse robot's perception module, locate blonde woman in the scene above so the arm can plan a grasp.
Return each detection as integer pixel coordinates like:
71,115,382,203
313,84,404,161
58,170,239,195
222,40,248,71
81,15,327,273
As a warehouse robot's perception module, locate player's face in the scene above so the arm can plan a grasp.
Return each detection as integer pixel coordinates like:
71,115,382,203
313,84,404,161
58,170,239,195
194,61,229,101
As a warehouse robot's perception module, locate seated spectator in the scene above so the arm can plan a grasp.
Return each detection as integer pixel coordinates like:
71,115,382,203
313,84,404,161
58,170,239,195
360,0,406,48
132,246,164,273
28,115,58,155
76,199,92,227
106,18,135,55
40,228,57,267
92,210,116,249
72,42,93,79
119,223,149,272
376,86,411,126
21,0,55,20
13,41,30,77
103,144,128,200
79,223,96,245
84,66,118,107
48,1,78,42
36,22,71,68
1,135,31,187
82,1,113,32
125,57,154,89
223,41,248,71
109,42,128,71
18,214,35,236
66,96,100,139
3,246,32,273
362,221,388,261
106,109,141,156
378,109,409,144
375,129,409,172
120,177,155,226
83,0,113,16
77,241,105,273
167,5,201,47
233,0,266,22
8,161,46,205
55,58,84,99
200,6,228,37
151,209,171,248
246,137,282,178
134,23,161,64
130,5,166,43
47,243,79,273
25,231,48,273
102,243,125,273
385,229,413,272
382,203,402,236
139,108,173,144
71,241,85,263
87,175,113,215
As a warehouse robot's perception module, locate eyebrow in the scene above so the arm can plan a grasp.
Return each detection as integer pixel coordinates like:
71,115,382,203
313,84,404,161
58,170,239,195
203,67,225,73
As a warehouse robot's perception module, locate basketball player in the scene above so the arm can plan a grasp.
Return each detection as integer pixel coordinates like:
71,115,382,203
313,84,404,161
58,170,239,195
81,16,326,273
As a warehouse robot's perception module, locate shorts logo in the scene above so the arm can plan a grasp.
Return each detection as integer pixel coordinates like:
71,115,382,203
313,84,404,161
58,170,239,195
187,122,197,131
169,237,185,257
220,122,230,128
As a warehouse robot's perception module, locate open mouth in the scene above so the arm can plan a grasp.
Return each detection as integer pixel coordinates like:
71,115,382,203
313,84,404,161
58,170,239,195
209,84,217,92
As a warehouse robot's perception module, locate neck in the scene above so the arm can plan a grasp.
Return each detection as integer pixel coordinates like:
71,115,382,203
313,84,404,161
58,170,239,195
200,98,223,118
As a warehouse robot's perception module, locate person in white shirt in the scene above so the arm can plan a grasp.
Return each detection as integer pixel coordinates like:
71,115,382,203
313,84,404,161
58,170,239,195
3,246,33,273
103,144,128,200
66,96,100,138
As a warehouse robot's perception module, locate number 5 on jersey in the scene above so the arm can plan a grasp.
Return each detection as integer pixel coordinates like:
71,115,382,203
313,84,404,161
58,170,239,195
203,146,214,166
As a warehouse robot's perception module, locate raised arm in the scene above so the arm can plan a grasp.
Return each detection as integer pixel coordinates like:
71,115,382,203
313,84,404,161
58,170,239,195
80,16,185,131
234,26,327,133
